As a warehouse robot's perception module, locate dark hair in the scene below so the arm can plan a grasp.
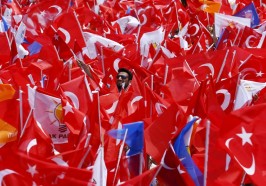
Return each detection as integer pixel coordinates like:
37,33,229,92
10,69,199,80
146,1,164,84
118,68,133,80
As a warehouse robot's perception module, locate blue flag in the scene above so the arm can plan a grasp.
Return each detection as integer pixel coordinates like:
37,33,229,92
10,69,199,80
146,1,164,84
123,121,144,156
173,118,203,186
108,128,127,140
28,41,42,56
1,16,9,31
234,2,260,28
107,121,144,156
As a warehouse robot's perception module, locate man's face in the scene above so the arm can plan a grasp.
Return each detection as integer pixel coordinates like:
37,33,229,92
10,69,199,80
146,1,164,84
116,71,130,91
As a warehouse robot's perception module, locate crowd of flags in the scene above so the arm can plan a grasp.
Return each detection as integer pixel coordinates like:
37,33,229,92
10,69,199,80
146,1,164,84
1,0,266,185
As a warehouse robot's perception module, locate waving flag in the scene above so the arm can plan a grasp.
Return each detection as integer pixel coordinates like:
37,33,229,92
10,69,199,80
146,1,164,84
28,86,70,144
0,84,15,102
219,109,266,186
173,117,203,186
108,121,144,156
234,2,260,28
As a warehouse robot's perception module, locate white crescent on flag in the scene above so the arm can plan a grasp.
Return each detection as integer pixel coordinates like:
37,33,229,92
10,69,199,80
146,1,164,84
58,27,71,44
245,35,257,48
198,63,215,76
64,91,80,109
225,128,255,175
130,96,143,107
48,5,62,18
0,169,18,185
113,58,121,72
216,89,231,110
161,150,175,170
26,138,37,155
105,100,118,114
155,102,167,115
189,24,200,36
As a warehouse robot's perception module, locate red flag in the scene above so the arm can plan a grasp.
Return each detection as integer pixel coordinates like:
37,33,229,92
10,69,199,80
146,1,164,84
53,11,86,50
119,164,161,186
0,32,10,67
60,75,93,114
219,108,266,185
157,144,195,185
145,104,183,163
61,98,85,135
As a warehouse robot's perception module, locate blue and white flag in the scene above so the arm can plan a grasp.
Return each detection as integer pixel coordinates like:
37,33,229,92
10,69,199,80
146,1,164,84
234,2,260,28
173,117,203,186
108,121,144,156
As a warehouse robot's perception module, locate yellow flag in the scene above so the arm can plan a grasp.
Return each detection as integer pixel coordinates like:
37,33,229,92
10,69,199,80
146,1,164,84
0,119,17,144
0,84,16,102
199,0,221,13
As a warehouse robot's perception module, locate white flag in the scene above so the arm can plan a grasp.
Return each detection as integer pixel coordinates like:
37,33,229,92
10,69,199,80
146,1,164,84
92,147,107,186
28,88,70,144
234,79,266,110
214,13,251,38
112,16,140,34
83,32,124,59
140,26,165,57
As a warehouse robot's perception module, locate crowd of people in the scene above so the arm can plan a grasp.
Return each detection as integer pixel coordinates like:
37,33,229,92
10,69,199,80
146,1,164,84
0,0,266,185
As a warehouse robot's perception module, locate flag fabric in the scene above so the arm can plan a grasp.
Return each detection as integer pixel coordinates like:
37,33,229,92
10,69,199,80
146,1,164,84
219,108,266,185
119,164,161,186
173,117,204,186
139,26,165,57
234,2,260,28
2,0,266,185
157,144,195,185
144,104,182,163
27,41,42,56
92,146,107,186
0,119,17,146
214,13,251,38
233,79,266,110
0,32,10,66
108,121,144,156
0,84,15,102
28,86,70,145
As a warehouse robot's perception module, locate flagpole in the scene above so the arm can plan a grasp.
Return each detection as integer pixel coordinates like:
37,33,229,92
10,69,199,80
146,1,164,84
136,25,141,51
232,73,241,111
77,133,92,168
148,45,161,70
216,49,229,83
203,120,211,186
100,46,105,76
174,2,180,30
93,90,104,146
150,75,154,117
184,60,200,86
139,152,143,175
19,109,33,139
19,87,23,136
240,172,247,186
192,33,204,54
163,64,169,85
113,129,128,186
229,50,236,76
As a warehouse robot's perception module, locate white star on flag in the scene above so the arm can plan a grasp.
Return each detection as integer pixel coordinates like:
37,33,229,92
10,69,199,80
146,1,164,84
63,101,74,115
27,164,38,177
236,127,253,146
256,71,264,77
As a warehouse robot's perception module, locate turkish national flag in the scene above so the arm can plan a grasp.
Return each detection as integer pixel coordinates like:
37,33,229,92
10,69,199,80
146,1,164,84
219,107,266,185
145,104,182,163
